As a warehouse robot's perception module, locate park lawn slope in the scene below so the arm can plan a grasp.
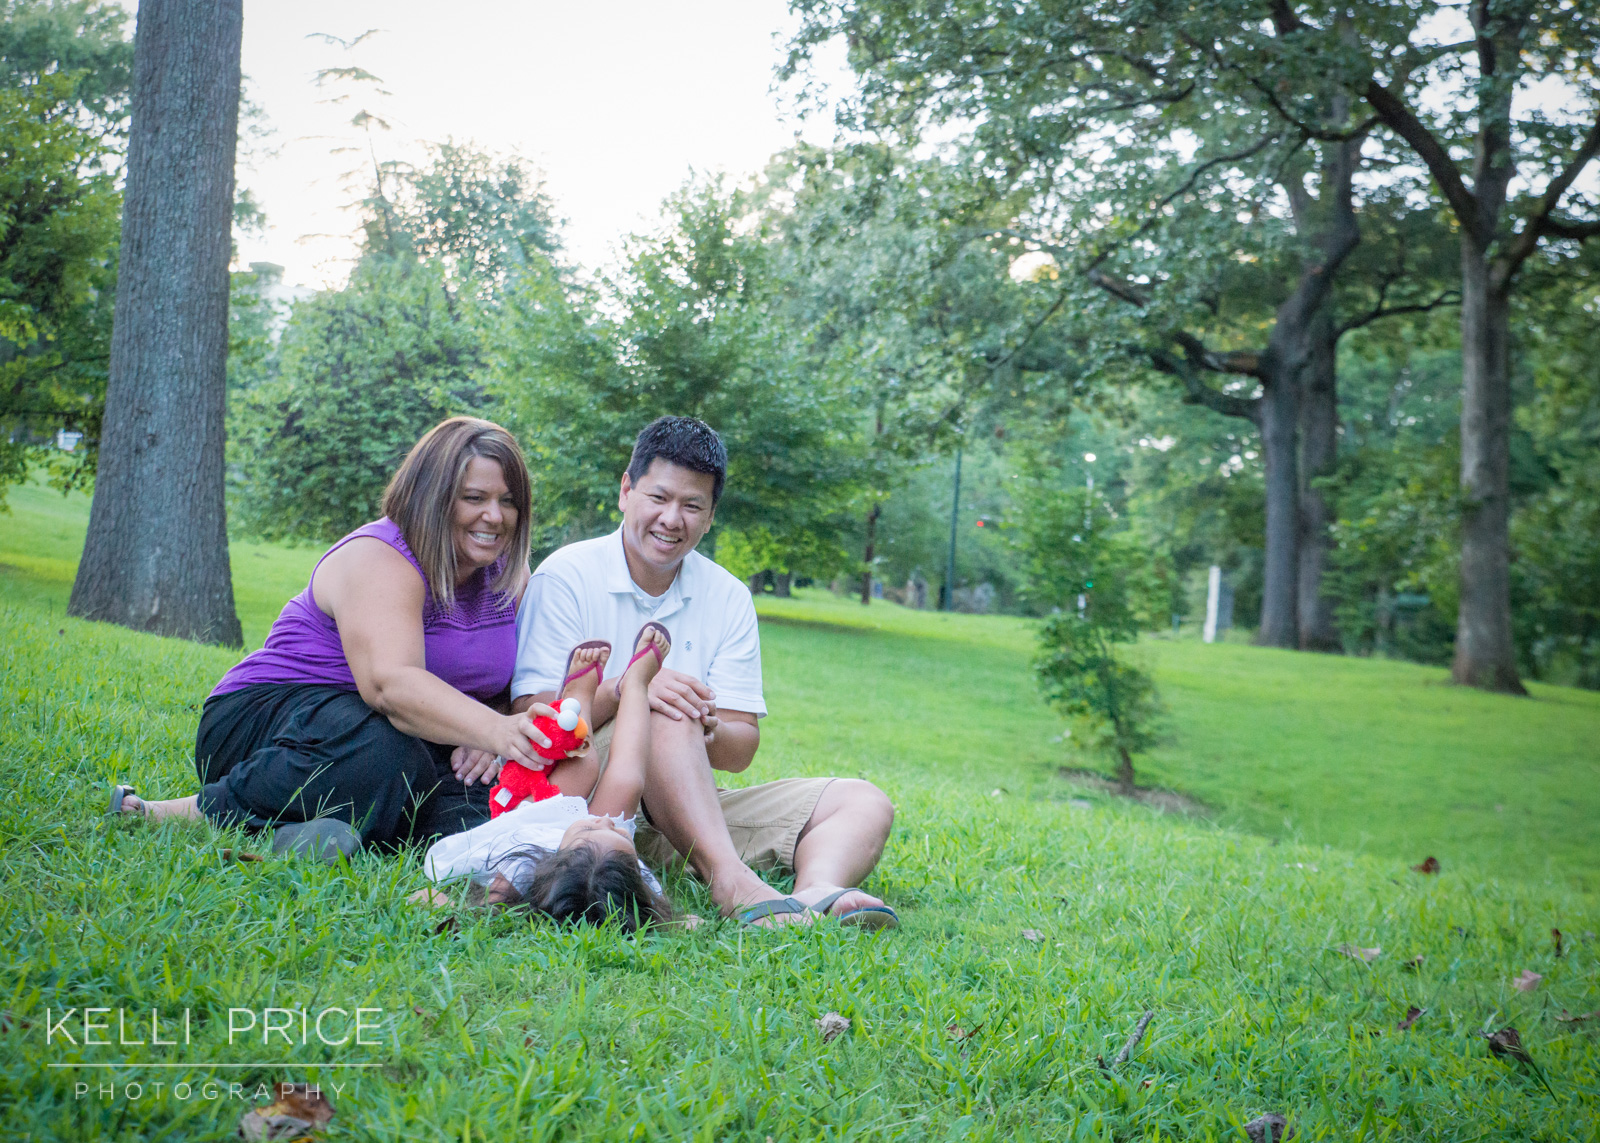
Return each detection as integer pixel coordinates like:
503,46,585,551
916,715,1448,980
1,596,1598,1140
1,483,1598,1137
754,589,1600,889
5,474,1599,884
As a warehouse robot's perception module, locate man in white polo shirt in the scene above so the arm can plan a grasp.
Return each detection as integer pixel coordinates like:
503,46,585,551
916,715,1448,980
509,417,896,927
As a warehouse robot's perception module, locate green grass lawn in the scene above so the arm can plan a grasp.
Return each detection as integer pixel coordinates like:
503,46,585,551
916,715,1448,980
3,475,1599,1140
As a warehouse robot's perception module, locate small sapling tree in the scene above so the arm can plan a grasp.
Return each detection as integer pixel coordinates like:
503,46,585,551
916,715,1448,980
1012,474,1163,793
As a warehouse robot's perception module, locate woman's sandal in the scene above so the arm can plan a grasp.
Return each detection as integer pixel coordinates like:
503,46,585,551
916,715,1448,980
107,784,145,819
808,888,899,931
613,622,671,699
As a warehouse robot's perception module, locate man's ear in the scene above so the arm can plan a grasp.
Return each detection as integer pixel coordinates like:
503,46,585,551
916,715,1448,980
617,473,632,515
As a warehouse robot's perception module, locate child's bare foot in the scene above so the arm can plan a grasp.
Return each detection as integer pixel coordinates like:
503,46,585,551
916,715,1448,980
409,887,452,908
557,643,610,745
110,788,203,824
617,622,670,697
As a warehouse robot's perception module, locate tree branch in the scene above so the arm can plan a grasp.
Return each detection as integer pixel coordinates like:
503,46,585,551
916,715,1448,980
1541,215,1600,242
1337,288,1461,335
1363,80,1478,233
1146,343,1261,423
1504,113,1600,269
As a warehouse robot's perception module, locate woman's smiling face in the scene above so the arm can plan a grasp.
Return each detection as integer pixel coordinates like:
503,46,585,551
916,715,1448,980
452,455,517,580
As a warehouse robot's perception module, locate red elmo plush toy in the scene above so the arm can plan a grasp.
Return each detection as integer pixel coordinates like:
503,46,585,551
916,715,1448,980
489,697,590,817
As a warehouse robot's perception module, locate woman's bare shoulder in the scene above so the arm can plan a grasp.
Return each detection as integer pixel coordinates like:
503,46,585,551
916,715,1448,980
312,536,423,616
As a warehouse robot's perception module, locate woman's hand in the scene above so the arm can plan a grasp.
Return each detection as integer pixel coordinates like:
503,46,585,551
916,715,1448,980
494,705,588,768
450,747,502,786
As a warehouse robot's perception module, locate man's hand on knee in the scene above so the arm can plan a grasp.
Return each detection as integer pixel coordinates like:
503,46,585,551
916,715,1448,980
648,668,716,723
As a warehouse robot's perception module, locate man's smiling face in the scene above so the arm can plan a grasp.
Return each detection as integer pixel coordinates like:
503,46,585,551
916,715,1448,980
618,458,717,591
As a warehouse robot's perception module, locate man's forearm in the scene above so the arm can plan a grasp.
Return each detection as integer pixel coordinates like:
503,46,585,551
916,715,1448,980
706,717,759,773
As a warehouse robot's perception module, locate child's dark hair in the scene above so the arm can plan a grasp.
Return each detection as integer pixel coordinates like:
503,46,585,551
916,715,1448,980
626,416,727,505
507,843,673,933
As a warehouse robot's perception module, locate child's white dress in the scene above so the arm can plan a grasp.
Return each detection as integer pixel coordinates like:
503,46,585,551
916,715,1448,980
424,795,662,898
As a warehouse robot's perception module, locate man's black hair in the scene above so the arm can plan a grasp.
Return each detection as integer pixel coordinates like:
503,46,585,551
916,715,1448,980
626,416,727,504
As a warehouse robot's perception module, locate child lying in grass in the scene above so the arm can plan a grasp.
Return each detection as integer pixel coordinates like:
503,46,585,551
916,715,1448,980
416,623,683,933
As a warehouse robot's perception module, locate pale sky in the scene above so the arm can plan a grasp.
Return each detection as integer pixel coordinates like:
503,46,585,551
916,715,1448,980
221,0,849,288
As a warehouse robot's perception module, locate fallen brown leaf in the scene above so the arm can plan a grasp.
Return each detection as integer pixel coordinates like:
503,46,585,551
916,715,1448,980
0,1011,30,1033
1552,928,1563,958
1411,856,1440,874
945,1023,982,1042
1021,928,1044,942
1402,954,1425,972
1244,1112,1295,1142
1513,969,1543,993
237,1083,334,1141
1556,1009,1598,1024
1337,943,1382,964
816,1012,851,1042
1481,1026,1533,1065
1396,1006,1426,1032
221,849,264,863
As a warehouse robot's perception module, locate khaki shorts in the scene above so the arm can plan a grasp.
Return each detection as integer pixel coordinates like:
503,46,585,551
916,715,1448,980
586,720,832,872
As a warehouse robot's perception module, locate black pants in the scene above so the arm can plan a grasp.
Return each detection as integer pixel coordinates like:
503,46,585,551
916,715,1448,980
195,684,489,848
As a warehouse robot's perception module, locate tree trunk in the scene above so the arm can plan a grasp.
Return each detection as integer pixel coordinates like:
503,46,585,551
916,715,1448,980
860,501,880,604
68,0,243,646
1297,309,1342,651
772,571,793,598
1452,241,1525,692
1115,745,1135,795
1256,369,1300,648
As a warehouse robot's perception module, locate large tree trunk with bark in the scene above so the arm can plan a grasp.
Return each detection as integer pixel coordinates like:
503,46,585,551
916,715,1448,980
1452,241,1525,692
68,0,243,646
1297,309,1342,651
860,501,880,605
1255,369,1300,648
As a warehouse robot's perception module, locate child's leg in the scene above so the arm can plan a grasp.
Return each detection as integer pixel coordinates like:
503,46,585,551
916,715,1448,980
545,643,610,797
585,626,668,819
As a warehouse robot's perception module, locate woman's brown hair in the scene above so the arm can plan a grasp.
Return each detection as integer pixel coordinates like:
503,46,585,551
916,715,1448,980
381,417,531,607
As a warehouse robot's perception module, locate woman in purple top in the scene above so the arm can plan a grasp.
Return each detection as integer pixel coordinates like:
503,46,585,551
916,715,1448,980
111,417,571,854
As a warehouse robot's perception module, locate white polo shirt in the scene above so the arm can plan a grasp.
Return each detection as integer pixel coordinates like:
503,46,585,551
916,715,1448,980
512,529,767,717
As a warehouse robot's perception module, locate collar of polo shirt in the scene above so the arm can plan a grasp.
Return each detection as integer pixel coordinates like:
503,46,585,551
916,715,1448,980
604,529,695,618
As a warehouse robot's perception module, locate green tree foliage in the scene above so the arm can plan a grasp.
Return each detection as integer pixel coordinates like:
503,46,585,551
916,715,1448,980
497,178,866,575
228,143,561,543
0,1,129,503
228,258,484,542
0,70,120,502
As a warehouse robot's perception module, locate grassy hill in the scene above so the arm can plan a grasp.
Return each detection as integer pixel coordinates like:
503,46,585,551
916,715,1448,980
2,475,1598,1140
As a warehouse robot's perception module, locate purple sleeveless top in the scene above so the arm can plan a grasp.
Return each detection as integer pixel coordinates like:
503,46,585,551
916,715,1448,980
211,519,517,703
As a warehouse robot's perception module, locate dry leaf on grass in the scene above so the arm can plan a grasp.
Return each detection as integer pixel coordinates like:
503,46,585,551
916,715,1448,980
221,849,264,863
1552,928,1563,958
816,1012,851,1042
1411,856,1440,874
237,1083,334,1141
1556,1009,1598,1024
1402,954,1425,972
945,1023,982,1042
1337,944,1382,963
1244,1112,1295,1142
1481,1026,1533,1065
1021,929,1044,942
1513,969,1543,993
1396,1006,1426,1032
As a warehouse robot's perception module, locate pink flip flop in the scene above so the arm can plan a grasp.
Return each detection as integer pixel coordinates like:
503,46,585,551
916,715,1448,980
614,622,671,698
558,640,612,698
